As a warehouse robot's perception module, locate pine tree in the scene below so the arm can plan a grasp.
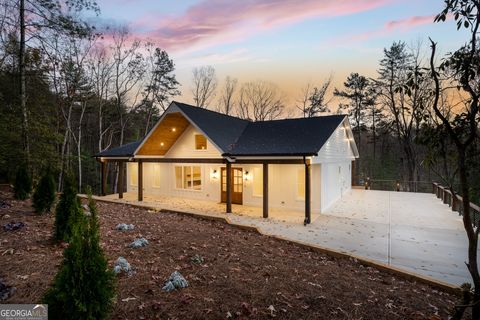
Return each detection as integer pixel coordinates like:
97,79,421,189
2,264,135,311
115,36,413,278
44,190,116,320
13,164,32,200
53,174,81,242
32,167,56,214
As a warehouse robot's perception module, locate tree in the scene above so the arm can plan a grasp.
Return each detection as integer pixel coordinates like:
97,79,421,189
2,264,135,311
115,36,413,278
297,76,332,117
217,76,238,115
428,0,480,317
140,44,180,134
191,65,217,108
375,42,430,189
14,163,32,200
44,190,116,320
53,174,81,242
32,167,56,214
334,73,375,156
237,81,285,121
17,0,99,165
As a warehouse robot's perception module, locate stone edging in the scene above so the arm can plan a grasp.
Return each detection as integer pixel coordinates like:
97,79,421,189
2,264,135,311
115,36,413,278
80,195,462,296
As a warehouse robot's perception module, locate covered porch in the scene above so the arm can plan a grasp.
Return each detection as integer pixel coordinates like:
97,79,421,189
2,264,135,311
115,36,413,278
99,157,317,225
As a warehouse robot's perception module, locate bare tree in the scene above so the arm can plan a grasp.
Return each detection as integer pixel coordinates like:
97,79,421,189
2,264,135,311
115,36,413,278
110,27,145,192
236,81,285,121
217,76,237,115
191,65,217,108
297,76,332,117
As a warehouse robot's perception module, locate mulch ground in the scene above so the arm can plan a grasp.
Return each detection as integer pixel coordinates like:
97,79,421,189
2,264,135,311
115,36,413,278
0,188,460,319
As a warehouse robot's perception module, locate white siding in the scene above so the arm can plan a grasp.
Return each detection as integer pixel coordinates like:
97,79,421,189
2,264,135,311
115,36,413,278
165,125,222,158
127,162,322,214
320,161,351,212
313,122,355,164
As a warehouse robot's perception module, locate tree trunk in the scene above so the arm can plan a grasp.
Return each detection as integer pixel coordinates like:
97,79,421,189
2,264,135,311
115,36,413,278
19,0,29,165
458,149,480,319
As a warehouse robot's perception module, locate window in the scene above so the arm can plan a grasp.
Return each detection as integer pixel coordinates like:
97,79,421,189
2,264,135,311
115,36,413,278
297,167,305,200
175,166,202,190
153,164,161,187
253,167,263,197
129,163,138,186
195,134,207,150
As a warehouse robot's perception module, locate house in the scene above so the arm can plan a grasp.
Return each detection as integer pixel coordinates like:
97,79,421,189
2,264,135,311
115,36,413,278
96,101,359,224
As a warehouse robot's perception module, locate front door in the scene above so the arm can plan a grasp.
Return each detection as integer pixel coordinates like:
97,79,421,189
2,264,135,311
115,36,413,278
221,167,243,205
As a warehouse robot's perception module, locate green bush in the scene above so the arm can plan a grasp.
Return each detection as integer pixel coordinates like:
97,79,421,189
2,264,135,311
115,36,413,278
13,164,32,200
32,168,56,214
44,190,116,320
53,174,81,242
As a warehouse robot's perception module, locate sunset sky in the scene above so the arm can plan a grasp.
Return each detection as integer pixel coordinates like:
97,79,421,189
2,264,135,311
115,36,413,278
94,0,469,111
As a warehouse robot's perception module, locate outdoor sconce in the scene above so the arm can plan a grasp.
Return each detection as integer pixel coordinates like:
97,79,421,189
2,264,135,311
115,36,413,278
244,171,250,182
210,169,219,181
396,180,400,192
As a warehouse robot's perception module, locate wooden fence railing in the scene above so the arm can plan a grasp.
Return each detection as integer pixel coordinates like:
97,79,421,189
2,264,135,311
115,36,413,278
432,182,480,225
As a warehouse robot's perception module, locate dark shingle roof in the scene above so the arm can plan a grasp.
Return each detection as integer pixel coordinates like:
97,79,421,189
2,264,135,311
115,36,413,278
173,102,249,152
224,115,346,156
96,141,140,157
96,102,347,158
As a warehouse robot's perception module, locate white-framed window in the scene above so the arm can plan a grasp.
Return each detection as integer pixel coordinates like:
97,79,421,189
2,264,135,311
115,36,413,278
195,134,207,150
175,165,202,190
152,164,161,187
297,167,305,200
252,167,263,197
129,163,138,186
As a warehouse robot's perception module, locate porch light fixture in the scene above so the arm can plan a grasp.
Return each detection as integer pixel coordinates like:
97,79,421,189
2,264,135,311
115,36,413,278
244,171,250,181
210,169,219,181
160,142,165,147
171,127,176,132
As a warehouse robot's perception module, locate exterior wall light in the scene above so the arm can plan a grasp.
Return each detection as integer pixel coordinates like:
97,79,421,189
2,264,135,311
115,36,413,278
210,169,219,181
244,171,250,181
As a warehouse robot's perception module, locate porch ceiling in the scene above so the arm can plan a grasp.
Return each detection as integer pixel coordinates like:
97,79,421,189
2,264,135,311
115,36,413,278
136,112,190,156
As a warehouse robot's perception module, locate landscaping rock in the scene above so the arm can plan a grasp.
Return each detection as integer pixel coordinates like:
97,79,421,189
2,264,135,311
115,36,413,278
190,254,204,265
0,200,10,209
116,223,134,231
0,279,16,301
113,257,132,275
2,222,25,231
128,237,148,248
162,271,188,292
82,204,91,216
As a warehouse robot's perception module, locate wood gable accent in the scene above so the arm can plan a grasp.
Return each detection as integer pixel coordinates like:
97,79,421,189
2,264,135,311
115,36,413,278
136,112,190,156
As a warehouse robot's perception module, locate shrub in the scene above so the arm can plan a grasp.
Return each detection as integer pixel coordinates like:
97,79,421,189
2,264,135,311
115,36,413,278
44,190,116,320
53,174,81,242
32,168,56,214
13,164,32,200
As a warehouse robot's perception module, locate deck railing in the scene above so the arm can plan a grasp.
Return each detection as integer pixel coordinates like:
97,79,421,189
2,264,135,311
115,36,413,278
362,179,433,193
432,182,480,226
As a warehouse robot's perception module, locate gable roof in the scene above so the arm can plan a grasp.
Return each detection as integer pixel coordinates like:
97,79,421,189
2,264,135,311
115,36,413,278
224,115,346,157
173,102,249,152
96,101,355,159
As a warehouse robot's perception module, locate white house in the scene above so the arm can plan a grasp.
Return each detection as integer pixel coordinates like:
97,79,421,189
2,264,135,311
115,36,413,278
96,101,359,224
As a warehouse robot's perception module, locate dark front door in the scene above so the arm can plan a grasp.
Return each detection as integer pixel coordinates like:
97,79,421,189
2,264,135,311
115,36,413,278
221,167,243,205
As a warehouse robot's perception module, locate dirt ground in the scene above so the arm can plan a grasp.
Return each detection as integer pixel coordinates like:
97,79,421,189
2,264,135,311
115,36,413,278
0,189,459,319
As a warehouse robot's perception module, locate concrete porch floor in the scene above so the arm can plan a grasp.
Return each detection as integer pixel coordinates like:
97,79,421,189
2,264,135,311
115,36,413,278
96,190,472,287
101,192,319,224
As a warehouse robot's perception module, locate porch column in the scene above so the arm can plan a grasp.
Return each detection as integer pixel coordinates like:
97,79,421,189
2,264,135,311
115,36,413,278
101,161,107,196
304,161,311,225
351,160,355,186
138,160,143,201
263,163,268,218
118,161,124,199
226,161,232,213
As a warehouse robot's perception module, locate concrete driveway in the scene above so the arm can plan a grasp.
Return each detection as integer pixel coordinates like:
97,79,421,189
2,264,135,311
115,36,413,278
227,189,469,286
98,189,471,286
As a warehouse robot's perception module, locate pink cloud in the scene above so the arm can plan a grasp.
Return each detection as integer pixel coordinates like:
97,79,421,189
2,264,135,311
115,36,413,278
123,0,395,52
346,15,437,43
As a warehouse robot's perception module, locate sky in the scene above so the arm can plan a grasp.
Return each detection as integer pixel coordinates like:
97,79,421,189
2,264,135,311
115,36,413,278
92,0,470,112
